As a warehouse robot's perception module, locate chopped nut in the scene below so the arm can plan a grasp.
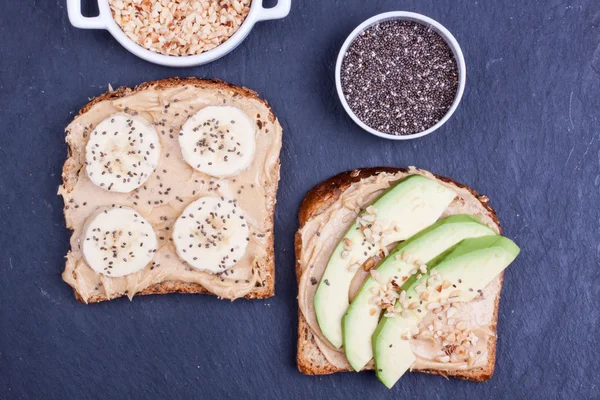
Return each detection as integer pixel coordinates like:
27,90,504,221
446,307,458,318
362,214,376,223
363,258,376,271
415,284,426,293
419,329,433,339
455,321,467,331
369,269,383,283
343,238,353,250
443,344,457,356
109,0,251,57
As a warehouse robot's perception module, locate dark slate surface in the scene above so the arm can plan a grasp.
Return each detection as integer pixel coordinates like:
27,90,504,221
0,1,598,399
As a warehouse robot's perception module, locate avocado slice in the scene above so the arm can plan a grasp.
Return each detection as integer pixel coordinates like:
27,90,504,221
342,215,496,372
314,175,457,348
373,235,520,388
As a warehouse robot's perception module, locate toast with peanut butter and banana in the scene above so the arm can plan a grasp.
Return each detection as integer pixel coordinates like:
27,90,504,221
59,78,282,303
295,167,519,388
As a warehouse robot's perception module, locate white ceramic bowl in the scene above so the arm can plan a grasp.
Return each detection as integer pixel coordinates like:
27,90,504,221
335,11,466,140
67,0,291,68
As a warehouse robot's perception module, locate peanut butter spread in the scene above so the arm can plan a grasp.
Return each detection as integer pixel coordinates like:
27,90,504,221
297,168,501,372
59,83,282,302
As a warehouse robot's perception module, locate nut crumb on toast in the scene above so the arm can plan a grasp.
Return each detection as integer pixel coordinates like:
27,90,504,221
295,167,502,381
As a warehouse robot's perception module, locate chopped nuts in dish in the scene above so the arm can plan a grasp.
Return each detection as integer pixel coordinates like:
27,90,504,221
109,0,252,56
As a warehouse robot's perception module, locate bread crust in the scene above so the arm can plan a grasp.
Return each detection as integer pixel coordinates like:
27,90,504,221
295,167,503,381
62,77,280,303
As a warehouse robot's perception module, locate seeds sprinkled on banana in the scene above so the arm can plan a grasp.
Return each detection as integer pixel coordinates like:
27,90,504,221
179,106,256,177
81,206,157,277
85,113,160,193
172,196,250,273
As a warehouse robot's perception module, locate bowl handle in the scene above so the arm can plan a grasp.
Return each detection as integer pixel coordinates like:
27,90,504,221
256,0,291,21
67,0,106,29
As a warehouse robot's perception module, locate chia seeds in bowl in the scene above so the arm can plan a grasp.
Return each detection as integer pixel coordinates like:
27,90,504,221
335,12,466,140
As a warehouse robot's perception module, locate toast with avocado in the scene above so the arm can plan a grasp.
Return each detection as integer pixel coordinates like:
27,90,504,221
295,167,519,387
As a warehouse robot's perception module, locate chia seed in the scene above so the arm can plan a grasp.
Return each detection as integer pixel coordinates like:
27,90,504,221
341,20,459,135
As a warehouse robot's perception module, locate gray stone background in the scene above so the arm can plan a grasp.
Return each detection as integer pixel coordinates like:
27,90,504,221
0,1,598,399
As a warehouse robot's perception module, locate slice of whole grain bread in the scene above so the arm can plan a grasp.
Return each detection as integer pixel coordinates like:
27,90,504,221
295,167,503,381
61,77,280,303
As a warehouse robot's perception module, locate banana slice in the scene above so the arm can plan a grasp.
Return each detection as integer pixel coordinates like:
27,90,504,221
179,106,255,178
172,196,249,273
85,113,160,193
81,206,157,277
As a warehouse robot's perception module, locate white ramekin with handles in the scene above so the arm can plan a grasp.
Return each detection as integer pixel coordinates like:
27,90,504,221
67,0,291,68
335,11,466,141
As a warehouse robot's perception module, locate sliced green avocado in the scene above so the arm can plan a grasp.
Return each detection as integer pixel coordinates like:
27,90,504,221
372,235,519,388
342,215,496,372
314,175,457,348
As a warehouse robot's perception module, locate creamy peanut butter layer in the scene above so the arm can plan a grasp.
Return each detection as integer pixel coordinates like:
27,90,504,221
59,82,282,302
297,168,501,371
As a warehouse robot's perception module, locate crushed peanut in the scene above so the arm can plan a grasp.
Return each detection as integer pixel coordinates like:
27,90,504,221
343,238,353,250
109,0,252,56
